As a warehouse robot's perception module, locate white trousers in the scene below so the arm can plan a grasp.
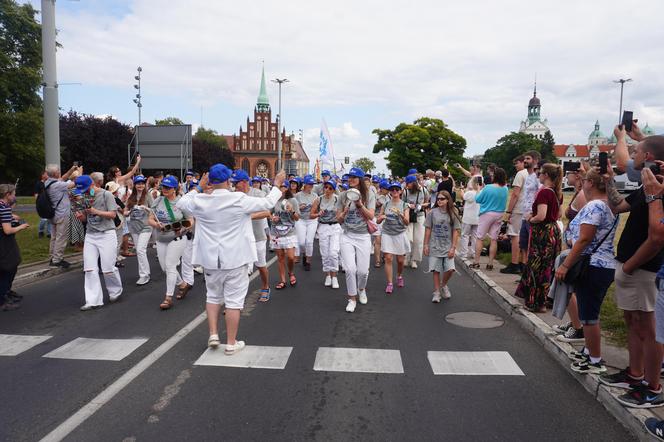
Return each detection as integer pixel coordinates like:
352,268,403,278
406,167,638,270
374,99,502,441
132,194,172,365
340,231,371,296
131,231,152,279
318,223,341,272
156,238,188,297
180,236,195,286
204,265,249,309
295,219,318,257
459,223,478,259
406,214,426,263
83,230,123,306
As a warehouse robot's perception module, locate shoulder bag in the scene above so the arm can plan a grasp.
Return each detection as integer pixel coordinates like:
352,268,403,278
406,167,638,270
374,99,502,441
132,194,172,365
563,215,618,285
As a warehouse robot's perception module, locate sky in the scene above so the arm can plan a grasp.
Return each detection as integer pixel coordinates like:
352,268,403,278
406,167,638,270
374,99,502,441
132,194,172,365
25,0,664,174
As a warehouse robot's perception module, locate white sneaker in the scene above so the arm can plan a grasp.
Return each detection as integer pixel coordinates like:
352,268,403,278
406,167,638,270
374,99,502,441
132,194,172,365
109,294,121,303
358,290,368,305
346,299,357,312
411,261,418,269
208,334,220,348
331,277,340,289
224,340,246,355
441,286,451,299
324,275,332,287
194,266,204,275
136,276,150,286
432,291,441,303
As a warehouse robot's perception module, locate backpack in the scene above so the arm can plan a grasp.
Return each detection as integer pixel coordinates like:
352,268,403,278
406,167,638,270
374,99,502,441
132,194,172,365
36,181,65,219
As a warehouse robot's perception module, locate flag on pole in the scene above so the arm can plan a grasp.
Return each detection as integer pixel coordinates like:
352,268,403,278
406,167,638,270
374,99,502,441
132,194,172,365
314,159,321,181
319,119,335,173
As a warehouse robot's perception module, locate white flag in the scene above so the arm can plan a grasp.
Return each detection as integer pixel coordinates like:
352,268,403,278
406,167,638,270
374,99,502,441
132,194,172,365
319,119,335,172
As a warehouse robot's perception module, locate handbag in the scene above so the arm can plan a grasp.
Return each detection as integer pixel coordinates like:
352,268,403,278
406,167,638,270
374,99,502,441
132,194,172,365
563,216,618,285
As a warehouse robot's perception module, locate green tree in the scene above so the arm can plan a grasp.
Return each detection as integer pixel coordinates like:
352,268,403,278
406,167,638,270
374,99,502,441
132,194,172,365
194,126,229,150
352,157,376,174
483,132,544,178
155,116,184,126
540,130,557,163
0,0,43,188
372,117,466,178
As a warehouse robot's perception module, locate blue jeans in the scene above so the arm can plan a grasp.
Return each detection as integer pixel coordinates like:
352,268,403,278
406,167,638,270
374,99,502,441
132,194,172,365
38,218,51,235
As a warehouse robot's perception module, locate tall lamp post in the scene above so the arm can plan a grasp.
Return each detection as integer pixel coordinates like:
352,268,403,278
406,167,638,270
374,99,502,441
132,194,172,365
613,78,632,124
272,78,289,171
41,0,60,167
131,67,142,166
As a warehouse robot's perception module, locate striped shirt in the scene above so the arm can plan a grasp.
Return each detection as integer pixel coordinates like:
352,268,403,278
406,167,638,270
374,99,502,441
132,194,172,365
0,201,13,225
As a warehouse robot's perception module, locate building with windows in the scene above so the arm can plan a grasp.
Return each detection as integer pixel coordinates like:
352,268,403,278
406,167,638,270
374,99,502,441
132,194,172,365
518,82,551,140
223,67,309,177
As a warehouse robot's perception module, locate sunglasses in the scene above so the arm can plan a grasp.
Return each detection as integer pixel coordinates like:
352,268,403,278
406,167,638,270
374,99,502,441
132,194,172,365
437,197,448,201
161,220,192,231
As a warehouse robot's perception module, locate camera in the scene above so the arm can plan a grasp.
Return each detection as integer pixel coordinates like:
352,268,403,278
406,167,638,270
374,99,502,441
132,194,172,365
11,219,25,228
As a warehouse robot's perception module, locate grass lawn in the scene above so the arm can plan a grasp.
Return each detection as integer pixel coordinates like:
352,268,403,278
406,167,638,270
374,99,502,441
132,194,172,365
17,196,34,205
13,211,76,265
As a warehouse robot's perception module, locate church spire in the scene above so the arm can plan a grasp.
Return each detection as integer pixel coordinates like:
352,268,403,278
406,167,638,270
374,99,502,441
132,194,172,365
256,62,270,112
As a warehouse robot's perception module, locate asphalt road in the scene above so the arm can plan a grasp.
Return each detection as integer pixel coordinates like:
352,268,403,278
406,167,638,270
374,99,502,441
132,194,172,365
0,249,631,441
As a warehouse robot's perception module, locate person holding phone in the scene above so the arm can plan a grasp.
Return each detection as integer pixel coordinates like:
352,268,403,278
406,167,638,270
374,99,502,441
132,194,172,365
0,184,29,311
126,175,153,286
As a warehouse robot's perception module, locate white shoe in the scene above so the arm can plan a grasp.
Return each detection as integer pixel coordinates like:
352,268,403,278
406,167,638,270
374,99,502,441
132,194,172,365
208,334,220,348
194,266,204,274
441,286,451,299
411,261,418,269
346,299,357,312
225,340,246,355
432,291,441,303
109,294,121,303
358,290,368,305
324,275,332,287
136,276,150,286
331,277,340,289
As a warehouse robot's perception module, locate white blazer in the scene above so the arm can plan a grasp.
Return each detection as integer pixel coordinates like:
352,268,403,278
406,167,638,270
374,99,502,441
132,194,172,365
176,187,281,270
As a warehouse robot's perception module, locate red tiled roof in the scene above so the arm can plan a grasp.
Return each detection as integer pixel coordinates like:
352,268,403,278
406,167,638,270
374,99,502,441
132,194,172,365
554,144,614,158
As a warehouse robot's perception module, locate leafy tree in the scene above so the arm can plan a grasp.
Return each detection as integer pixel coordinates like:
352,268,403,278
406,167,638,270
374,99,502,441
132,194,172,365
194,126,228,150
352,157,376,174
372,117,466,178
540,130,557,164
59,110,133,174
192,138,235,172
483,132,544,178
0,0,43,187
155,116,184,126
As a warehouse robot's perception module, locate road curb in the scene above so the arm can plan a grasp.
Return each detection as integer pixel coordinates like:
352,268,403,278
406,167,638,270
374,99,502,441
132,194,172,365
457,257,654,441
14,253,84,289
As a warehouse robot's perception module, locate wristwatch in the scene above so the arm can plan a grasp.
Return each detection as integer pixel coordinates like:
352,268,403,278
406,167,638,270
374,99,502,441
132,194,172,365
646,194,663,204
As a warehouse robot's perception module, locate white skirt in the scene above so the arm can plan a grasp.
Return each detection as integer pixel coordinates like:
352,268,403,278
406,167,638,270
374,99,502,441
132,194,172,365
271,235,298,250
380,231,411,255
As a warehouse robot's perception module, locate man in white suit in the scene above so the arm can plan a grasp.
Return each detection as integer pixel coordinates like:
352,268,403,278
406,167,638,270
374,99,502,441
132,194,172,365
177,164,285,354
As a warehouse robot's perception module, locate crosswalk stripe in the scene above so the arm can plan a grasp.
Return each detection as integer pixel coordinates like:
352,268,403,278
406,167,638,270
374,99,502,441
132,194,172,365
194,345,293,370
427,351,524,376
313,347,404,374
0,334,52,356
42,337,149,361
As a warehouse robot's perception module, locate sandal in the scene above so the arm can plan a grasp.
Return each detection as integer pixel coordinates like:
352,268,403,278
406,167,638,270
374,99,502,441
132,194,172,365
485,264,494,271
258,289,271,302
289,273,297,286
176,283,192,300
275,281,287,290
159,296,174,310
469,263,481,269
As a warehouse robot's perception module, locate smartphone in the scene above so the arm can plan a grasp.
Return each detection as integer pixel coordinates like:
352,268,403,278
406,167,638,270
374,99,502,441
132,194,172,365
73,161,79,167
622,110,634,132
599,152,608,174
476,176,483,186
564,162,580,173
645,161,661,176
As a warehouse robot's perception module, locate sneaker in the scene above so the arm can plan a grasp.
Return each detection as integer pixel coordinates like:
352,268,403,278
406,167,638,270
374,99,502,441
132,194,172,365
568,348,589,362
38,232,44,238
79,304,100,311
552,321,573,334
7,290,22,301
109,295,121,303
441,286,451,299
396,276,404,288
556,327,585,343
346,299,357,313
331,277,340,289
645,417,664,441
358,290,368,305
324,275,332,287
499,263,521,274
410,261,418,269
385,283,394,294
136,276,150,286
208,334,220,348
225,340,246,355
599,368,644,389
1,301,20,312
49,259,71,269
571,359,607,375
616,383,664,408
432,291,442,303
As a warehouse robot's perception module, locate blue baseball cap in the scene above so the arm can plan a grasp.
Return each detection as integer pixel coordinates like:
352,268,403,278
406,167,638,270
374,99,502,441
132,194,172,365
303,176,316,185
372,175,380,183
342,174,349,181
405,174,417,184
231,169,250,183
322,170,331,177
388,181,402,191
133,174,147,184
209,163,232,184
379,179,390,189
323,180,337,190
332,175,339,180
341,183,349,190
73,175,93,195
348,167,365,178
408,168,418,175
185,170,195,177
161,175,179,189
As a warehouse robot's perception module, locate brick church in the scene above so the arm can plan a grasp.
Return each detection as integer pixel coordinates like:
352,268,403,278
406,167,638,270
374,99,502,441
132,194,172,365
223,67,309,177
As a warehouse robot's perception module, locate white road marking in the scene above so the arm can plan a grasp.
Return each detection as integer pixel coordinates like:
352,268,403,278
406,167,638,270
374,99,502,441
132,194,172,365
0,334,52,356
195,345,293,370
43,338,149,361
427,351,524,376
39,256,277,442
313,347,404,374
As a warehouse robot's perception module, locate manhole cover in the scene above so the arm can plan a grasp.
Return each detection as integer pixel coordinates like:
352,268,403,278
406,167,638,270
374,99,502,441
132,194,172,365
445,312,505,329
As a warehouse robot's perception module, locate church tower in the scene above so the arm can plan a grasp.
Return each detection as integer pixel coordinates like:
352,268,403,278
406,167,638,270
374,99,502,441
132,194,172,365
256,64,270,113
527,81,541,124
519,78,550,139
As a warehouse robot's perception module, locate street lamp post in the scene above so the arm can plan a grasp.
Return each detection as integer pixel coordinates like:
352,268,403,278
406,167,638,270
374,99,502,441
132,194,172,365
613,78,632,124
272,78,289,171
132,67,142,166
41,0,60,167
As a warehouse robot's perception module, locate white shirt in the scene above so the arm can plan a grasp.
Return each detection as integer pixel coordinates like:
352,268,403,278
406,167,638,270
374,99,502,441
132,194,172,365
177,186,282,270
462,190,480,225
